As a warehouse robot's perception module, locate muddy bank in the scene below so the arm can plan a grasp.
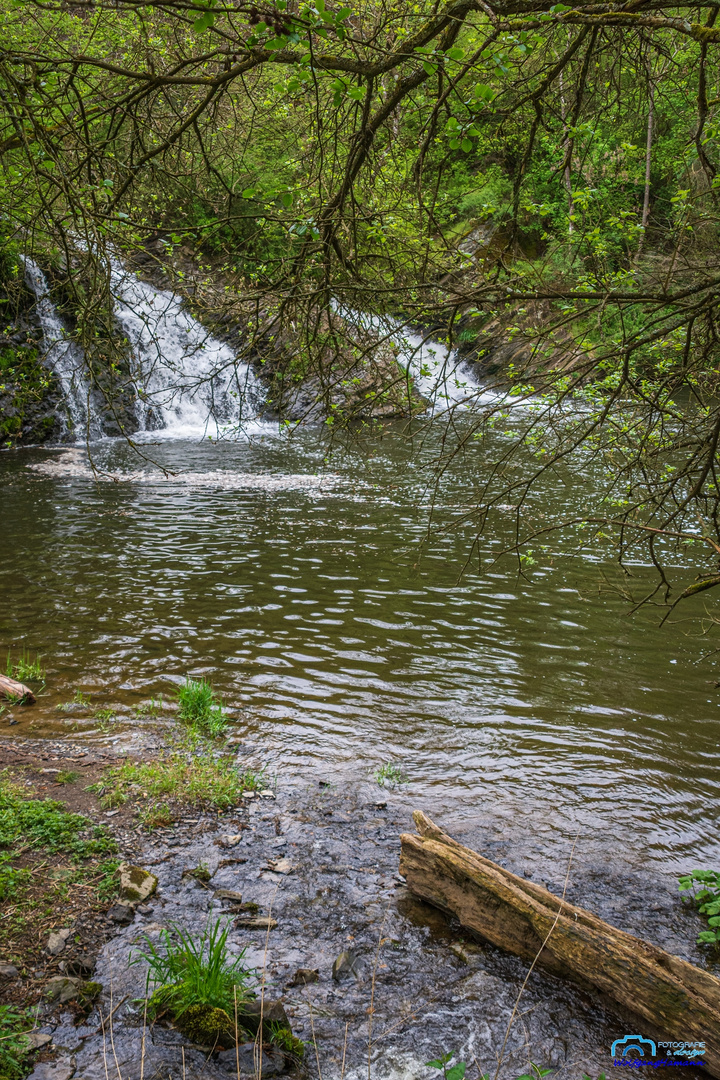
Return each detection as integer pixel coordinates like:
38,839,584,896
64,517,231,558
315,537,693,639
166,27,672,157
0,737,709,1080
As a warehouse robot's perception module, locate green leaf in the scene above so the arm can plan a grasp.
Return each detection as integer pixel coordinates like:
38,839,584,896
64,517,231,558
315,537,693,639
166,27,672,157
265,36,286,49
461,137,472,152
445,46,463,60
474,83,494,102
280,191,293,207
422,60,436,76
102,178,114,187
347,86,364,100
446,1065,466,1080
449,138,460,150
697,930,719,943
338,6,351,17
241,188,257,198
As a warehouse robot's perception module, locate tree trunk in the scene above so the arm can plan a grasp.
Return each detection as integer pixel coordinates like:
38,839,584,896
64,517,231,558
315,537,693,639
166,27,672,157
0,674,36,703
400,811,720,1075
638,81,655,254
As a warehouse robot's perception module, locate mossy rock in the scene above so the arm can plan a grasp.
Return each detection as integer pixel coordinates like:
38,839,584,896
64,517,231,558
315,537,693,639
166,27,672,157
78,981,103,1010
176,1004,248,1047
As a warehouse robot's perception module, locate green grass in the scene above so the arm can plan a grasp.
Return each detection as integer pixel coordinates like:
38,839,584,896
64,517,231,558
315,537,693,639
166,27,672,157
0,774,117,859
91,735,265,822
5,650,44,685
55,771,79,785
0,1006,33,1080
132,917,255,1018
177,678,227,737
134,696,162,720
374,762,408,786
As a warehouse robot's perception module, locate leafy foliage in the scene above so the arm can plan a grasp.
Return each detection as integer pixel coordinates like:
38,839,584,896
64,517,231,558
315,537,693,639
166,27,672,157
679,869,720,947
0,1007,32,1080
177,678,227,737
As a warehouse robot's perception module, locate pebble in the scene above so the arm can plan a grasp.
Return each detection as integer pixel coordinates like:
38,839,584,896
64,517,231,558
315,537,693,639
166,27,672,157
46,929,73,956
107,903,135,926
271,858,293,875
26,1033,53,1050
0,963,19,979
332,949,360,982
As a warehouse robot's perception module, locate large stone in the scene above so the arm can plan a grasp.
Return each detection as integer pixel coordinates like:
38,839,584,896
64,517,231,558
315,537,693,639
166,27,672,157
27,1060,76,1080
45,977,80,1005
332,950,360,982
118,863,158,903
236,1000,290,1039
107,903,135,926
0,962,19,979
217,1043,287,1076
26,1032,53,1050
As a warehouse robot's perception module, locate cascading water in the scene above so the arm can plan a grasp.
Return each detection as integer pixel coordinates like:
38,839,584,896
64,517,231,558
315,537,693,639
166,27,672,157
335,305,489,411
110,262,268,440
23,258,93,439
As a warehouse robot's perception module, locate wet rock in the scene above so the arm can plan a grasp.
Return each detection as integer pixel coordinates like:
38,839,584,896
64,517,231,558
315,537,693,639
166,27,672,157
45,977,80,1005
118,863,158,903
214,889,243,902
332,950,360,982
236,1000,290,1040
182,865,213,884
0,962,19,979
287,967,319,986
65,953,95,978
26,1032,53,1050
45,977,101,1009
107,903,135,926
270,858,293,875
46,929,73,956
217,1043,287,1075
234,916,278,930
27,1060,76,1080
216,834,243,848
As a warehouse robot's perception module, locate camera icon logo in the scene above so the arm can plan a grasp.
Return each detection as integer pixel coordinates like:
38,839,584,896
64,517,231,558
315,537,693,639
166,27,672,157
611,1035,657,1059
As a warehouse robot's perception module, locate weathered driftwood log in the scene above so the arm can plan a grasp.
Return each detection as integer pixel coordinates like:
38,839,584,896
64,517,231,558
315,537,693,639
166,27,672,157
0,674,35,704
400,811,720,1076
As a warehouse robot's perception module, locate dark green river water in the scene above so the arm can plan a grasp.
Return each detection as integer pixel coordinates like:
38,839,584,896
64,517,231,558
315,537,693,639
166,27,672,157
2,425,719,883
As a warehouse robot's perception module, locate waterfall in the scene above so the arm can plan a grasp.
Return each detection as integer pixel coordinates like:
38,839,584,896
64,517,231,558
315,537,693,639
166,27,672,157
110,262,268,440
23,258,93,438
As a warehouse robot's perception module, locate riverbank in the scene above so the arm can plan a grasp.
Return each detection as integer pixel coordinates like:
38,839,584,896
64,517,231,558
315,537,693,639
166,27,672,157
0,734,710,1080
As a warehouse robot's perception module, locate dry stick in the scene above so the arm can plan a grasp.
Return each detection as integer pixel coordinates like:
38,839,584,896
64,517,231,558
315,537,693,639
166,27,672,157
107,983,124,1080
340,1022,349,1080
307,996,323,1080
491,833,580,1080
234,985,241,1080
367,908,389,1080
257,884,279,1080
140,999,148,1080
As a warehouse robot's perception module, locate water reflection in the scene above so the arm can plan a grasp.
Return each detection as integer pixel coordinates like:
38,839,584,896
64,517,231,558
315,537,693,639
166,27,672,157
1,428,719,887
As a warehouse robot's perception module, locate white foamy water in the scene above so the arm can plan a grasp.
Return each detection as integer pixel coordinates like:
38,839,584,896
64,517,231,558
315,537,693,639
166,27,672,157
23,258,97,438
110,262,271,440
28,449,341,494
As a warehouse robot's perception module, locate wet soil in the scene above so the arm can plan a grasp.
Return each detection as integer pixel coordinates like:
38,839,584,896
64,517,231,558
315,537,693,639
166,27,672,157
0,738,709,1080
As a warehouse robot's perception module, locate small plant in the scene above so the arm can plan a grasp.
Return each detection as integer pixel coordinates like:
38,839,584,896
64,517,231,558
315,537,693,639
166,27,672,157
135,696,162,720
679,869,720,946
138,803,174,830
269,1022,305,1059
131,918,255,1020
0,1006,32,1080
99,789,127,810
6,650,44,684
177,678,226,737
374,762,408,786
428,1055,552,1080
55,771,79,785
58,690,91,712
0,775,117,859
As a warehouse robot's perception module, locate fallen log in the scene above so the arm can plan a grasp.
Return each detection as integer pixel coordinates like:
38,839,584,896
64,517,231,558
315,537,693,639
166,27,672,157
400,810,720,1076
0,674,35,704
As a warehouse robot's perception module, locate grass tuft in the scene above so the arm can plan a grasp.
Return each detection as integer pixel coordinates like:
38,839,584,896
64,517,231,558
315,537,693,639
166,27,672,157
5,650,44,684
177,678,227,737
374,762,408,786
132,917,255,1019
55,770,79,785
